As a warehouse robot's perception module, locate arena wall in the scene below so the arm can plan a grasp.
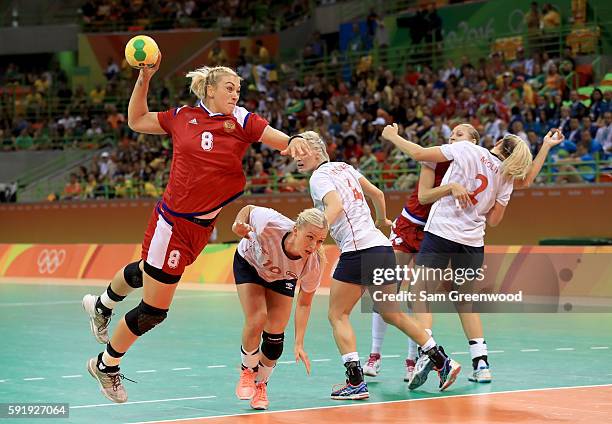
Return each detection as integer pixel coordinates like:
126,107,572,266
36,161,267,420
0,185,610,245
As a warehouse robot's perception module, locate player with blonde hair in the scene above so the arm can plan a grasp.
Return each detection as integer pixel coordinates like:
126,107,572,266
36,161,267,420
295,131,462,400
232,206,328,410
82,55,311,403
382,124,563,388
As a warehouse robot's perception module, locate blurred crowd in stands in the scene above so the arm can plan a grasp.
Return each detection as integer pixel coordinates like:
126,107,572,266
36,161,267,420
1,3,611,201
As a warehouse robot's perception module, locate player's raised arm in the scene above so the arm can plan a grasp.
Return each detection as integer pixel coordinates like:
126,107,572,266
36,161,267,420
382,123,447,162
127,53,166,135
259,127,312,158
514,129,564,189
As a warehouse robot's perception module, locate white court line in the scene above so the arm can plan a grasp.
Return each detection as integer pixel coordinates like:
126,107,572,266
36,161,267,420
591,346,609,350
136,370,157,373
381,355,400,358
0,380,7,383
488,350,505,353
206,365,227,368
23,377,45,381
520,349,540,352
70,395,216,409
124,383,612,424
61,375,82,379
172,367,192,371
277,361,294,364
0,293,233,308
556,348,575,351
450,351,468,355
312,359,331,362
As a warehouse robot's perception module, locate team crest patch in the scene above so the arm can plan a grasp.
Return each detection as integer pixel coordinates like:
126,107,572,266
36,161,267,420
223,120,236,132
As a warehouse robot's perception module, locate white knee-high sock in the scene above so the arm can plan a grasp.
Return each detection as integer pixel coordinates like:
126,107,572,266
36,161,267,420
370,312,388,354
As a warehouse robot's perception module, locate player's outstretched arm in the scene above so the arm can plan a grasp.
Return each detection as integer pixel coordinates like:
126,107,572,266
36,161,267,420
418,166,472,208
294,287,315,375
232,205,255,239
514,129,564,189
259,127,312,158
128,53,166,135
358,176,392,227
382,123,447,162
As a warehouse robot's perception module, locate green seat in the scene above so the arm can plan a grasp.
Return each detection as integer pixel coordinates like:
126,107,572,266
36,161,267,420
577,86,594,97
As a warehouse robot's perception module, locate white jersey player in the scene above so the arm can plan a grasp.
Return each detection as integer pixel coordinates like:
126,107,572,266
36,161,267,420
295,131,462,400
232,205,328,410
382,123,540,389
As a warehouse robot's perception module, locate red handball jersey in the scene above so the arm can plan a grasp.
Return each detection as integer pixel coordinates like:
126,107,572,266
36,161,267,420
403,161,451,224
157,101,268,215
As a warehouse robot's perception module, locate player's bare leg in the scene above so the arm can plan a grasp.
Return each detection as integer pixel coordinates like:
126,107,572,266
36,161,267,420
249,289,292,410
87,272,176,403
236,283,267,400
83,261,143,343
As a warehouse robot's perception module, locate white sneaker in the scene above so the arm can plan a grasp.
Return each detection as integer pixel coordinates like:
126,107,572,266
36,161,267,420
468,366,492,383
404,359,416,382
363,353,381,377
87,356,129,403
82,294,111,344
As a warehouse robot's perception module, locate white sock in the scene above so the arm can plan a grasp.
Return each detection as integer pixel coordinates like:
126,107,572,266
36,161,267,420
341,351,360,364
371,312,387,354
421,337,436,352
101,350,121,367
241,346,260,370
407,338,418,361
469,338,488,368
99,290,119,311
256,361,275,383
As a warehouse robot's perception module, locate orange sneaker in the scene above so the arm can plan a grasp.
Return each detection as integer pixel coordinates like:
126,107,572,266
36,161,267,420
235,368,257,400
250,382,269,410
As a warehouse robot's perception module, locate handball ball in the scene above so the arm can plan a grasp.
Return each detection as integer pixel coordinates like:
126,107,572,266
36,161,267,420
125,35,159,69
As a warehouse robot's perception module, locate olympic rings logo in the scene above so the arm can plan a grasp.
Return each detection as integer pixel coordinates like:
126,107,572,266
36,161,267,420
37,249,66,274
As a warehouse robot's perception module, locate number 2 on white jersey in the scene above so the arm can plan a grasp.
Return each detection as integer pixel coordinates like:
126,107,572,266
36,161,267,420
469,174,488,204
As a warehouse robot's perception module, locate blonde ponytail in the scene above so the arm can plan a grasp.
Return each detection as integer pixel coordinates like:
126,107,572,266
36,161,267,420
296,208,329,265
186,66,240,100
500,134,533,180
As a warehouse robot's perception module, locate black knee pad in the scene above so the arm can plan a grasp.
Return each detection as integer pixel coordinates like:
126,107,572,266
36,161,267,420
260,331,284,361
124,261,143,288
125,300,168,336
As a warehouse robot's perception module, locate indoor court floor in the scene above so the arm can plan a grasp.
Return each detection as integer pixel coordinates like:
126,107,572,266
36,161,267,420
1,280,611,423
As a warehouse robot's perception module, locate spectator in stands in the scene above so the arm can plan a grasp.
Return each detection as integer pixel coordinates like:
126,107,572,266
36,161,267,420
589,88,605,121
595,111,612,156
63,173,83,200
249,160,270,194
555,142,596,183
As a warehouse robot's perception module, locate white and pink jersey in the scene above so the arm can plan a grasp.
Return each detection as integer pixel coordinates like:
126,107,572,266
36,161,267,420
309,162,391,253
237,207,322,292
425,141,514,247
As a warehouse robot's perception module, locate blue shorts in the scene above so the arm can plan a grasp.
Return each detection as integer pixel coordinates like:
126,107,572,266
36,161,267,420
333,245,397,286
233,251,297,297
415,232,484,272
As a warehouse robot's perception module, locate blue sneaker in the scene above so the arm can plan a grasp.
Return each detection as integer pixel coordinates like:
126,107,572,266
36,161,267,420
330,380,369,400
436,358,462,391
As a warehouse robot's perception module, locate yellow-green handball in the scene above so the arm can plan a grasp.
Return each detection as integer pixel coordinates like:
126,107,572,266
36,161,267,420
124,35,160,69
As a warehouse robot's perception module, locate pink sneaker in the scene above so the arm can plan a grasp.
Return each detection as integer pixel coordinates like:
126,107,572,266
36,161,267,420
363,353,381,377
235,368,256,400
250,382,269,410
404,359,416,382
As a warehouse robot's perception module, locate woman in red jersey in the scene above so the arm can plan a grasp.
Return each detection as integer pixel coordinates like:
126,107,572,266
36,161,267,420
82,54,310,403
